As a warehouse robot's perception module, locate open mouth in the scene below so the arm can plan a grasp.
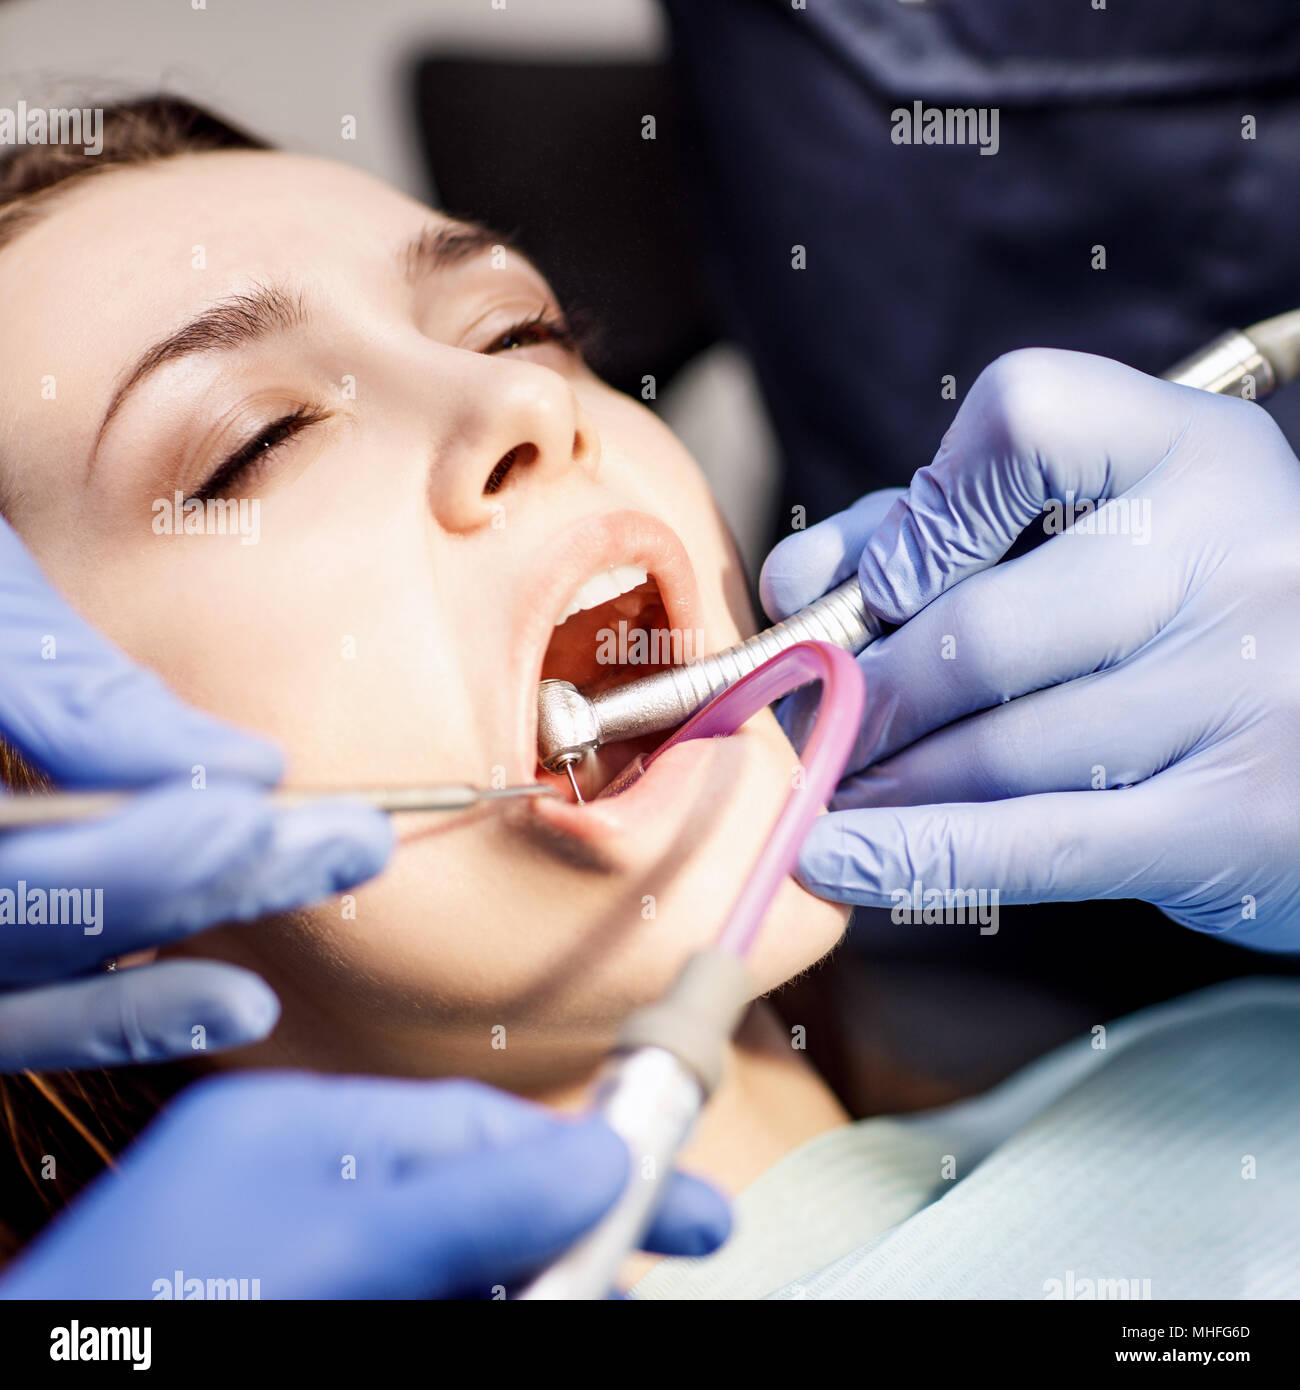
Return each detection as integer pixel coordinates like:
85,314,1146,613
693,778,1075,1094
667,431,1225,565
542,566,671,698
538,568,685,800
518,511,707,807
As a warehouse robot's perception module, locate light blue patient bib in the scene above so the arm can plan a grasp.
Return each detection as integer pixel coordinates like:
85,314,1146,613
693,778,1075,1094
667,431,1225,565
630,978,1300,1300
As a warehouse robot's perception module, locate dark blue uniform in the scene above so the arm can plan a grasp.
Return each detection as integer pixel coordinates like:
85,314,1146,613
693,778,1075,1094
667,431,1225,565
666,0,1300,523
664,0,1300,1071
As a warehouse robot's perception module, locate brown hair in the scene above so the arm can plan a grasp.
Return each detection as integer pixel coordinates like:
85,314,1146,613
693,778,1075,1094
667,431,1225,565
0,95,269,249
0,95,273,1265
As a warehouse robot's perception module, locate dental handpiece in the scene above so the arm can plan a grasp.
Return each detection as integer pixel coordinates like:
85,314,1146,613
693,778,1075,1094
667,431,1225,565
1163,308,1300,399
537,310,1300,776
537,579,880,773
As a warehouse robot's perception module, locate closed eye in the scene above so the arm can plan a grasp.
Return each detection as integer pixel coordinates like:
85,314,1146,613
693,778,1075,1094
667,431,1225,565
188,404,330,502
186,309,589,503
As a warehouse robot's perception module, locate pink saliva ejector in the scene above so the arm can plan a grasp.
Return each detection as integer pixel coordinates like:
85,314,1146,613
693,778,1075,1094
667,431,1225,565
521,640,864,1299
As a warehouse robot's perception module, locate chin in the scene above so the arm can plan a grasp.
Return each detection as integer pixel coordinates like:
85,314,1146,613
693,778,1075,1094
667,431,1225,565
742,873,852,997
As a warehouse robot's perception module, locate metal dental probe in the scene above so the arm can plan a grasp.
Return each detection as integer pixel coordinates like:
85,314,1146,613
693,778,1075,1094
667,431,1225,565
0,782,558,831
536,309,1300,777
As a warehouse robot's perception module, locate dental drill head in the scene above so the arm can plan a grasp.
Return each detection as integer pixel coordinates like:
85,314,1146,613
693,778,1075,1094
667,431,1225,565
536,678,601,774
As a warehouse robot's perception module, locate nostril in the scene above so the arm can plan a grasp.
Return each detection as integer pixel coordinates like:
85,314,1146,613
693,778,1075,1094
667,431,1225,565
483,448,516,495
483,443,537,495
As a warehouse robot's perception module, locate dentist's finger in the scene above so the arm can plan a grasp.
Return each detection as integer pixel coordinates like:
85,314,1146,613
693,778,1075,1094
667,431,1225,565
834,659,1196,809
0,517,283,787
640,1170,732,1257
392,1115,730,1297
0,781,393,982
0,960,281,1071
798,785,1175,909
760,488,904,621
857,349,1211,623
301,1074,726,1262
378,1113,625,1296
845,514,1183,767
800,786,1298,949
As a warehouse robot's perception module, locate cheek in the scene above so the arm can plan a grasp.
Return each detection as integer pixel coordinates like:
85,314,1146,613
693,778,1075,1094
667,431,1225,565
588,391,751,621
586,388,718,518
57,510,485,784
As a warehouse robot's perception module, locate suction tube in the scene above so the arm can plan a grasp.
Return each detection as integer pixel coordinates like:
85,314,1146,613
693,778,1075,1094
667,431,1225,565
518,642,863,1300
615,640,866,958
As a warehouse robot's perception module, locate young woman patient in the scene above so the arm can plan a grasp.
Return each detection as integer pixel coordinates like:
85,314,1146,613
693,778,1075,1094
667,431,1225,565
3,100,1297,1301
0,97,855,1287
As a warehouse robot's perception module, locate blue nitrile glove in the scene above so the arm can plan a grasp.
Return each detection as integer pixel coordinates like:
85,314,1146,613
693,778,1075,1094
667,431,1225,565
0,1072,730,1299
761,349,1300,951
0,519,393,1070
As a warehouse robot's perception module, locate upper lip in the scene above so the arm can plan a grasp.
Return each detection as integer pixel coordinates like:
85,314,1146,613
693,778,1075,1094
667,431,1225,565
511,508,704,778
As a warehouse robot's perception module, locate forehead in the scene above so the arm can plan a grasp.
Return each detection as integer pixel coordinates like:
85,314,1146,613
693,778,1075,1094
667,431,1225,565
3,149,428,291
0,151,449,498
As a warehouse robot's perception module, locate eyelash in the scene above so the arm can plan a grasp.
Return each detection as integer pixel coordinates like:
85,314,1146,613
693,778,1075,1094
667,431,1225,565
188,311,585,502
483,309,582,355
189,403,328,503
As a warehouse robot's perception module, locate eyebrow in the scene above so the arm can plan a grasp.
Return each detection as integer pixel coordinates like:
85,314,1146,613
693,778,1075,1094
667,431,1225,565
89,218,517,476
90,281,307,474
401,219,515,282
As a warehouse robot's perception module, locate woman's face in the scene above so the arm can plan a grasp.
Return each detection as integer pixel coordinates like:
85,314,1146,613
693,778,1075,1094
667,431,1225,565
0,151,848,1087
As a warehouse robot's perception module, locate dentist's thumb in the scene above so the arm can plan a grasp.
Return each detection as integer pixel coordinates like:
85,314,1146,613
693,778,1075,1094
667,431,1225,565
759,488,904,621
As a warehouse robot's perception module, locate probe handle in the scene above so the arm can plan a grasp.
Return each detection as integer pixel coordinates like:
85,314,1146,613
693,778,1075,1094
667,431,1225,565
0,783,556,831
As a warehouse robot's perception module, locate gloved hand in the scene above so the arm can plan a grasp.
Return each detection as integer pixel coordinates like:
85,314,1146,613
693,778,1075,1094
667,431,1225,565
0,1072,730,1299
0,519,392,1070
761,349,1300,950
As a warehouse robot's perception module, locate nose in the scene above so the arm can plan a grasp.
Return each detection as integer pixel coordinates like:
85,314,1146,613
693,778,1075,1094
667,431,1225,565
429,354,601,533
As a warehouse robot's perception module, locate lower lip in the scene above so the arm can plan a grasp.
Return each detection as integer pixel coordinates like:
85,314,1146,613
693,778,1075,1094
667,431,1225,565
531,735,725,846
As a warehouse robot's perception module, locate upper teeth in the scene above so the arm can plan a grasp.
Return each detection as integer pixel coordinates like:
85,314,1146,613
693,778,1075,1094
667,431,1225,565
557,564,649,624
